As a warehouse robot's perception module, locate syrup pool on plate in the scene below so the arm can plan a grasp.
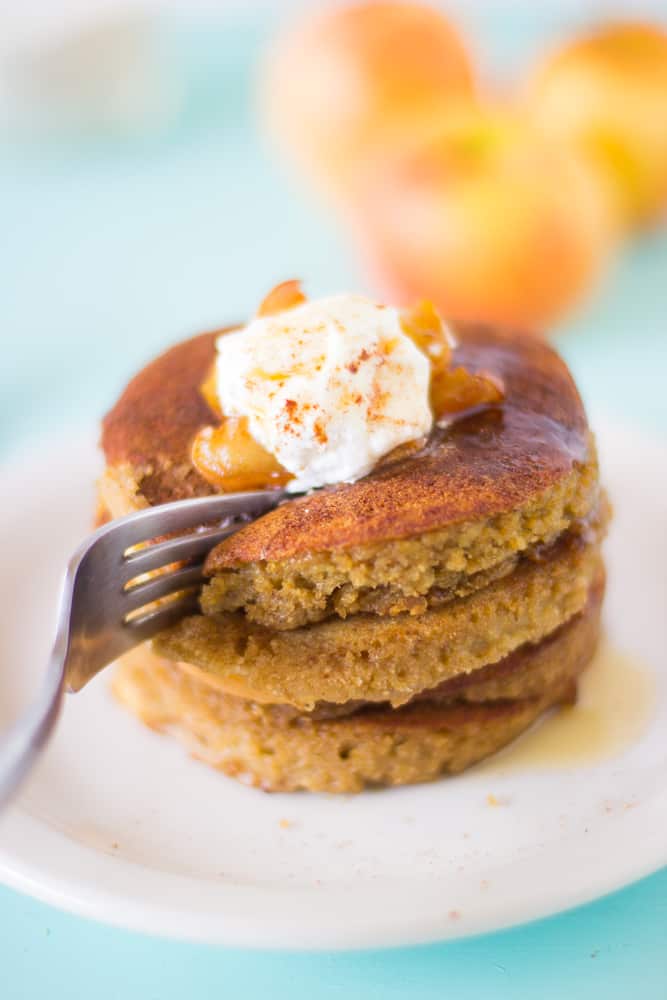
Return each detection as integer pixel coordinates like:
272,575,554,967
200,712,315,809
479,640,655,772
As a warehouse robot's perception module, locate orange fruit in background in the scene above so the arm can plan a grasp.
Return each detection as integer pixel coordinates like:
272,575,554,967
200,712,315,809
352,108,617,331
526,21,667,230
260,1,475,198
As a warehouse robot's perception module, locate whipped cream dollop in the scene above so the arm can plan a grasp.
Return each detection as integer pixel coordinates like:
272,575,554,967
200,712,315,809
215,293,433,492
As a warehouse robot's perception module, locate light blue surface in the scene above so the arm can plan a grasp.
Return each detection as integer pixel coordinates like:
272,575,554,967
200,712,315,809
0,869,666,1000
0,8,665,998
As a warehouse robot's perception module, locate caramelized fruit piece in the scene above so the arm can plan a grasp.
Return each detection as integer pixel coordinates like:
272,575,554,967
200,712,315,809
431,366,504,420
191,419,291,492
194,279,307,489
400,300,452,373
401,300,504,419
375,436,427,467
257,279,307,317
200,363,222,418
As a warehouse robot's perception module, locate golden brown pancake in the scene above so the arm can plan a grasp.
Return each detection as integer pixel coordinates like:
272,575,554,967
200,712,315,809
166,567,605,723
199,483,602,630
113,573,603,793
101,323,593,544
155,531,603,709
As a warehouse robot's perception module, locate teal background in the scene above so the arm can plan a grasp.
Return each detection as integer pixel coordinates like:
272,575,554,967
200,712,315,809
0,6,665,997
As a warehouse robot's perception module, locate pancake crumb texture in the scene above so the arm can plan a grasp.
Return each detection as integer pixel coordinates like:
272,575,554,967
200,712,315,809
202,453,599,629
113,581,602,793
155,535,603,709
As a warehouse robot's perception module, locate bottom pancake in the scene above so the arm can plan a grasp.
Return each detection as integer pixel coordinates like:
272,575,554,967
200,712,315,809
112,578,603,793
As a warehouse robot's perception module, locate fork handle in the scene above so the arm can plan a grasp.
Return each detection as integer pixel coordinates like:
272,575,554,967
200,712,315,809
0,647,65,809
0,488,290,807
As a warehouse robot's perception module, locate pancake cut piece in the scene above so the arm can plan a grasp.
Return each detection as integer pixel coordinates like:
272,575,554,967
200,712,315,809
202,463,600,630
113,576,602,793
167,568,605,722
155,533,602,710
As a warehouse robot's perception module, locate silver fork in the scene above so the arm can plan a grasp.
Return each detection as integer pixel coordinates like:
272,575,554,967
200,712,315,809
0,489,288,808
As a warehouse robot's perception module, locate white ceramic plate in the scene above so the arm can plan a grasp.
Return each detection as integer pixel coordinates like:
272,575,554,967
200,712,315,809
0,420,665,949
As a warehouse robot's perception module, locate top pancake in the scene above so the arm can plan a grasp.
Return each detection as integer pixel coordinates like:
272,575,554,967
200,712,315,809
101,323,592,561
102,330,220,508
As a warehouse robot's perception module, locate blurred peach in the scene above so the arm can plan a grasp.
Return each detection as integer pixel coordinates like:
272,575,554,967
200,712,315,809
527,22,667,229
259,1,475,198
352,108,616,331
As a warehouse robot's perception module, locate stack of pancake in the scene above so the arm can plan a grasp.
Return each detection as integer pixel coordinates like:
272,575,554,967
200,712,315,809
100,324,607,792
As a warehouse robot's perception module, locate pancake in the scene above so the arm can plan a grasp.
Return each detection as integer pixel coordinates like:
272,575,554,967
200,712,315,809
155,529,603,710
100,316,607,792
100,324,596,525
170,567,605,722
201,484,601,630
113,573,603,793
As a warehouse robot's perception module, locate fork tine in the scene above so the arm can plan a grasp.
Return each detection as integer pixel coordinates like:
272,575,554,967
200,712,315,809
106,491,286,553
120,524,237,582
122,565,206,615
117,592,202,649
61,487,289,694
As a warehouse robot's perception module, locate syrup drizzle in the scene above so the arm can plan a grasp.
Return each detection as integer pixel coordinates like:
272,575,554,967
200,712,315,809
480,639,655,772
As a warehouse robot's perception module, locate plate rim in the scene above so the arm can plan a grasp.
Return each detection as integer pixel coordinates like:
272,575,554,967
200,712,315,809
0,790,666,949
